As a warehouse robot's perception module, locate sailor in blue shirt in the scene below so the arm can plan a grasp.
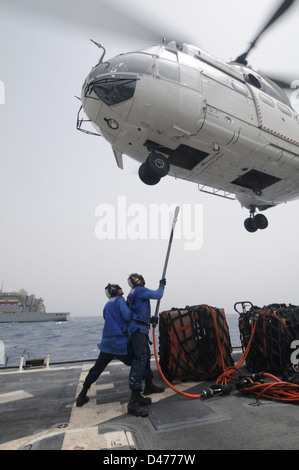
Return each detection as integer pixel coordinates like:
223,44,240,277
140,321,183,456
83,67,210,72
126,273,165,417
76,283,133,407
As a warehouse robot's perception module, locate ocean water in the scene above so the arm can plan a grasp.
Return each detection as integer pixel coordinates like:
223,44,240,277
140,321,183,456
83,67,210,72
0,313,241,368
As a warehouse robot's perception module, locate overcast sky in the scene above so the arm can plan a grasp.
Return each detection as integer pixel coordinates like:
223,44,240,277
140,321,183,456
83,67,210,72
0,0,299,317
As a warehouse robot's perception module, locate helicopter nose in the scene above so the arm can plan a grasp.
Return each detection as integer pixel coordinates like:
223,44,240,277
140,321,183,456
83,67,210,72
87,74,138,106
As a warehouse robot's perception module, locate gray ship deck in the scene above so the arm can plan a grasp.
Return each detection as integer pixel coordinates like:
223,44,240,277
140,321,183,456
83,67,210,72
0,352,298,452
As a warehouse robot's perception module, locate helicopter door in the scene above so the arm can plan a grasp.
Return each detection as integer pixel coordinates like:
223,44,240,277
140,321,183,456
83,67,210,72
176,65,204,135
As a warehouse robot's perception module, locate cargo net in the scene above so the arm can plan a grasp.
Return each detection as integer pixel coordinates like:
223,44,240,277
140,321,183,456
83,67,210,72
158,305,234,382
239,303,299,375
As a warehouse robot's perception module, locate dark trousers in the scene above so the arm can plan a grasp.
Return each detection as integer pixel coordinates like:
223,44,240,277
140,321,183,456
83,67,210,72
83,349,133,388
129,330,154,392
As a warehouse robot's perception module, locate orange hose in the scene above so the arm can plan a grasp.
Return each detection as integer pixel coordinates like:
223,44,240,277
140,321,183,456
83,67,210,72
152,324,202,398
216,321,257,386
153,310,299,403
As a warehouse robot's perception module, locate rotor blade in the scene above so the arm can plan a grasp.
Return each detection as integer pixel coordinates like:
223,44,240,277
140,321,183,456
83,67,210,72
236,0,295,64
256,69,294,89
2,0,193,46
266,76,293,89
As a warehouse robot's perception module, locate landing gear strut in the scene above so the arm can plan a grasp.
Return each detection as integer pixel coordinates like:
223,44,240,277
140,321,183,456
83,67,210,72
244,206,268,233
138,152,170,186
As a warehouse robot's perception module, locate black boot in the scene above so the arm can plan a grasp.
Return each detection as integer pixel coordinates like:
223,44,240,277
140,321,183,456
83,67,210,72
127,391,149,417
144,379,165,395
76,384,90,407
139,394,152,406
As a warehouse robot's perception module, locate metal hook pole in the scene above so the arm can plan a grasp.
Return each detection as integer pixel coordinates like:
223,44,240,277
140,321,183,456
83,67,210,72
153,206,180,320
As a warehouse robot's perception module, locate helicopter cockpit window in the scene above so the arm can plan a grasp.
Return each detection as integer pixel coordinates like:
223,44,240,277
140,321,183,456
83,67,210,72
88,53,154,80
90,75,137,106
158,59,180,82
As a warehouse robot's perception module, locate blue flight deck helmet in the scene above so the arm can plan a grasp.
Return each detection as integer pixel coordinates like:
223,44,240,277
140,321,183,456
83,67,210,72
127,273,145,288
105,283,122,298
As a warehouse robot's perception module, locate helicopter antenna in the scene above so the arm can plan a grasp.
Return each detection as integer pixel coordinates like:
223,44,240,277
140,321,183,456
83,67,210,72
236,0,295,64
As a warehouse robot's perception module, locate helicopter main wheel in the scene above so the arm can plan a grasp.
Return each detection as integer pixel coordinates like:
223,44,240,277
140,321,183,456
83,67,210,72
145,152,170,178
244,212,268,232
244,217,258,233
138,162,161,186
253,213,268,230
138,152,170,186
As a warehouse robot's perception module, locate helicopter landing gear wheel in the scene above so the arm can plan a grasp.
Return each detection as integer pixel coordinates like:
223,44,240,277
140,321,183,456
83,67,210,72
244,217,258,233
138,152,170,186
146,152,170,178
253,213,268,230
244,206,268,233
138,163,161,186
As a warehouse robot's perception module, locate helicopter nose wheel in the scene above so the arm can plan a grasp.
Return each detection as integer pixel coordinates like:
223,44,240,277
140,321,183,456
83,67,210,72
244,206,268,232
138,152,170,186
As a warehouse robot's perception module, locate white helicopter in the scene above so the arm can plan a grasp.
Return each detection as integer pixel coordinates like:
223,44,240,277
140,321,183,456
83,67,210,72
77,0,299,232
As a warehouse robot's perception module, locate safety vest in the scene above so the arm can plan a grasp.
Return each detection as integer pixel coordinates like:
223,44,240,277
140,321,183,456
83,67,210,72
127,287,150,325
102,296,128,337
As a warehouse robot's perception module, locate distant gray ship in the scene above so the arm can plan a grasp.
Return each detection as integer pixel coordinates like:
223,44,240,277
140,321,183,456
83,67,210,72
0,289,70,322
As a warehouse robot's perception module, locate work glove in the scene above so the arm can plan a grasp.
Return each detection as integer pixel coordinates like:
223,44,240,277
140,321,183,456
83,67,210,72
150,316,158,327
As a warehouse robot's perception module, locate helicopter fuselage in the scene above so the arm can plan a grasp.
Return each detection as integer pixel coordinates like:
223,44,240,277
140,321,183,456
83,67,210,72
79,42,299,228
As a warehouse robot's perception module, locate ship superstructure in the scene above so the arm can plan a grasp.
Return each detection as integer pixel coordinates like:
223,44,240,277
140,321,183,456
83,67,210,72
0,289,70,322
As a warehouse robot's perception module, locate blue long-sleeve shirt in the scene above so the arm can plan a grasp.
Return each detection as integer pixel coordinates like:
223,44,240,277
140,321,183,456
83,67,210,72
128,285,164,337
98,296,132,355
